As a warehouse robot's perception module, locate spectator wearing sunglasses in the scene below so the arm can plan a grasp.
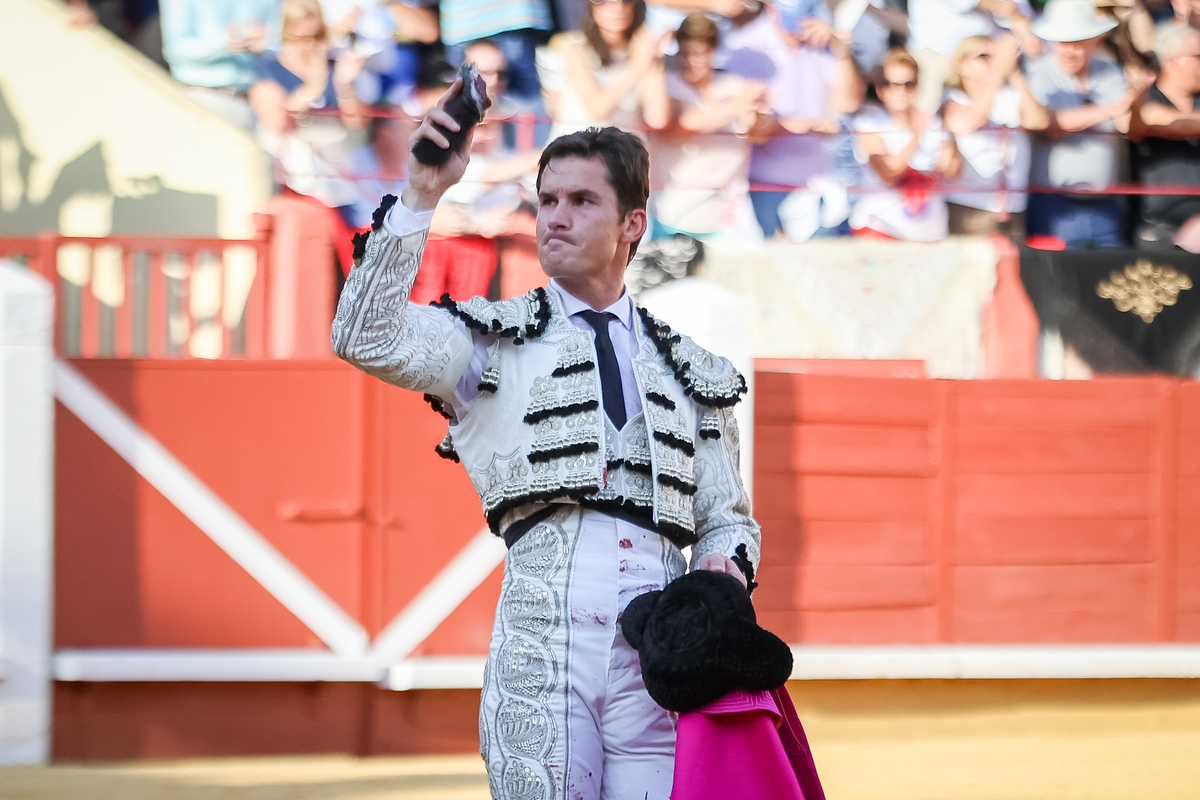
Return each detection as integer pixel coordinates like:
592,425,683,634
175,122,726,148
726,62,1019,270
1024,0,1151,249
464,38,521,118
850,48,962,240
440,0,552,106
941,34,1048,239
539,0,671,137
907,0,1036,113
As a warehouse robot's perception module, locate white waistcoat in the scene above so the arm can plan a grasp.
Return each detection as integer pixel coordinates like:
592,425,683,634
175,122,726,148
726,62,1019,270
331,201,761,570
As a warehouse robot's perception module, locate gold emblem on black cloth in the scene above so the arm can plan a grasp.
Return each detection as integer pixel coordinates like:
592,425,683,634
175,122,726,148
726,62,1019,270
1096,260,1193,323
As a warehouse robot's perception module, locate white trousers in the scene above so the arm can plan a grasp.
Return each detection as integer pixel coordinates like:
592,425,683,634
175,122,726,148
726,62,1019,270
480,508,682,800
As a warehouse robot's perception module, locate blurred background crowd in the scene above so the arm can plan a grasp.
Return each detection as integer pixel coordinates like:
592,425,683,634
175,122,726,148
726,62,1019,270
63,0,1200,298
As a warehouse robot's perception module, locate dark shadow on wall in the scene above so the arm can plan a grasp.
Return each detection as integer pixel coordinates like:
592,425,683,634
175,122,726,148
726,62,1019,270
0,85,218,236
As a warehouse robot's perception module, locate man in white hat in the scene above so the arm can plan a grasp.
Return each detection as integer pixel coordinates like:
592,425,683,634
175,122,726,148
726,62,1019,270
1023,0,1151,247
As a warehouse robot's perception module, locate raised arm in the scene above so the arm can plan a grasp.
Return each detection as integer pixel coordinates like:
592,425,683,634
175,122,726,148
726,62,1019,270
1137,101,1200,138
331,82,480,396
557,30,661,123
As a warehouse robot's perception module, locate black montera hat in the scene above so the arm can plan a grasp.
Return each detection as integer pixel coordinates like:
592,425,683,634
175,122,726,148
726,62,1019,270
621,570,794,713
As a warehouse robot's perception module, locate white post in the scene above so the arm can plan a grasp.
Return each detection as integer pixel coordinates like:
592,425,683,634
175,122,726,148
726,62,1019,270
0,261,55,765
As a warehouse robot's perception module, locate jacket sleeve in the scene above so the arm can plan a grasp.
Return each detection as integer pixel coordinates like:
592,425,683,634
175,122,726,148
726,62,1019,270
689,407,762,583
330,223,475,398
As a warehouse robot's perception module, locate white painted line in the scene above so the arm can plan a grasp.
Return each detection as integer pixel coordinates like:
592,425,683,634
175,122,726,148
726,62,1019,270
54,649,381,682
370,527,505,665
789,645,1200,680
53,362,370,658
50,645,1200,686
384,656,488,691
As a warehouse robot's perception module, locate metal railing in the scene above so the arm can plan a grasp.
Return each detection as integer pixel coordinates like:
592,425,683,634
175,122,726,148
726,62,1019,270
0,217,272,359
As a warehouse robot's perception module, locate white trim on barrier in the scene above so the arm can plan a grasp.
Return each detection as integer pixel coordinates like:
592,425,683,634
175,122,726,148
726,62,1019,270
50,645,1200,686
54,649,382,683
51,364,1200,689
53,362,370,658
382,657,488,691
787,645,1200,680
370,527,506,666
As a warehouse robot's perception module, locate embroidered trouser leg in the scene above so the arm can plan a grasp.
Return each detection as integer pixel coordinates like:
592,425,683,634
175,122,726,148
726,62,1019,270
566,512,676,800
480,508,680,800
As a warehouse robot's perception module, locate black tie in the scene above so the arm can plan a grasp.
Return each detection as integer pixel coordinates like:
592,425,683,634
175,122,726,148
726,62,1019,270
576,309,628,430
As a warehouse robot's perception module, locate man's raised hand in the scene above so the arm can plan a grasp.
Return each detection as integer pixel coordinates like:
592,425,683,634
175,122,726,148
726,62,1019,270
402,79,476,213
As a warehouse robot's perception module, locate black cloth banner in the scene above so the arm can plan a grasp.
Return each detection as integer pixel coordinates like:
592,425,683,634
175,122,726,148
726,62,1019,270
1019,246,1200,376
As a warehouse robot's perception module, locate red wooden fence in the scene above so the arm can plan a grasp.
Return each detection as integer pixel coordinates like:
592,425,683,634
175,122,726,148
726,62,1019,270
50,360,1200,758
55,359,490,653
754,370,1200,645
55,361,1200,655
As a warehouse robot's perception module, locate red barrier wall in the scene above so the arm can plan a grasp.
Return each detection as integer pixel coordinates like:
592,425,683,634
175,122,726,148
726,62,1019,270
56,360,495,654
753,371,1200,644
52,361,1200,758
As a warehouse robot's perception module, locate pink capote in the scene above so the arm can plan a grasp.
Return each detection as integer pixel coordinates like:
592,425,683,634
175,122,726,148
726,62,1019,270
670,688,825,800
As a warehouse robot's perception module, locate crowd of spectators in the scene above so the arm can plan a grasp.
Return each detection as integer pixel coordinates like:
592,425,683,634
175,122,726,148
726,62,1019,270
69,0,1200,286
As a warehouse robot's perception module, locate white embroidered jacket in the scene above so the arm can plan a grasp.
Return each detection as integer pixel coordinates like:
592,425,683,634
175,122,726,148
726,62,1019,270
331,206,761,573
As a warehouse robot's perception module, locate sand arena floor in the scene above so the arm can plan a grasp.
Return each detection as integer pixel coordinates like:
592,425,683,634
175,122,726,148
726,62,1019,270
6,728,1200,800
0,756,491,800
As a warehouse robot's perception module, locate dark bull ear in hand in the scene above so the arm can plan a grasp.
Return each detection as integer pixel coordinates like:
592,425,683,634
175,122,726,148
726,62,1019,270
411,62,489,166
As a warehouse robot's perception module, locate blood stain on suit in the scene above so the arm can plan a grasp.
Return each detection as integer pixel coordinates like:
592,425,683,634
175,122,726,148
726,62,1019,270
571,608,609,626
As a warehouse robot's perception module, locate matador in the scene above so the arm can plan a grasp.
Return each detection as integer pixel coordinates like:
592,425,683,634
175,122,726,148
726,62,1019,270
332,83,761,800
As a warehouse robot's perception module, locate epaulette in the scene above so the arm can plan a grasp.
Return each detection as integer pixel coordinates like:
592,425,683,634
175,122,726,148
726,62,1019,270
636,307,747,408
433,287,552,345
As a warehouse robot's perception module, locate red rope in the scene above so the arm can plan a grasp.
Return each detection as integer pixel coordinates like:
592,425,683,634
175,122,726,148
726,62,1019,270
284,110,1200,197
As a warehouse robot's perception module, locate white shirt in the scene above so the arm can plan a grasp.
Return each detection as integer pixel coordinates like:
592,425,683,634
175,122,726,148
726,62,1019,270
1025,54,1127,190
944,85,1032,212
553,279,643,423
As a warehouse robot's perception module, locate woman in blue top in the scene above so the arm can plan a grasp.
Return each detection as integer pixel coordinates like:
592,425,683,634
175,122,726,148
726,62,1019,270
250,0,367,211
